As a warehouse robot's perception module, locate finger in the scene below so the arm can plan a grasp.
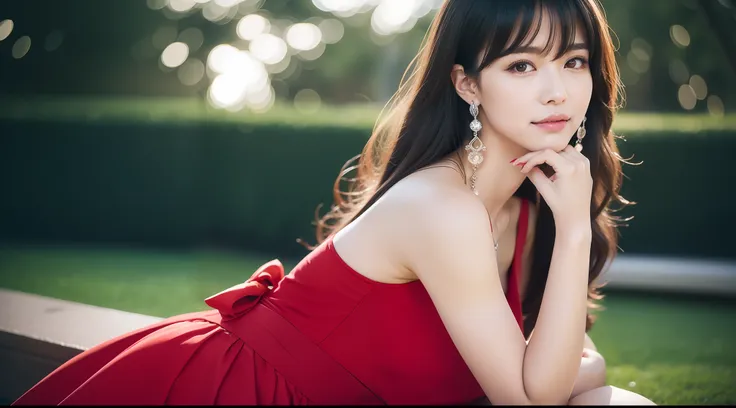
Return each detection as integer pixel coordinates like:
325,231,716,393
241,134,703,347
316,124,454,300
559,145,577,160
559,144,583,162
519,149,572,174
565,144,591,164
511,150,545,166
526,167,553,195
563,144,578,154
560,144,590,169
514,145,576,166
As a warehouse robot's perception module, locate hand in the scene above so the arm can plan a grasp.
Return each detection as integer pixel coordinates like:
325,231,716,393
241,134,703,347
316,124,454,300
512,146,593,230
570,348,607,399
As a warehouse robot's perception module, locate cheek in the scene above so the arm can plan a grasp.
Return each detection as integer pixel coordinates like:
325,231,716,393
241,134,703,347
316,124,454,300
575,74,594,106
479,78,530,127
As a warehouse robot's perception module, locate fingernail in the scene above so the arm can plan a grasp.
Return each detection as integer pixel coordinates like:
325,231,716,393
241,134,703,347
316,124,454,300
516,162,526,167
510,158,517,163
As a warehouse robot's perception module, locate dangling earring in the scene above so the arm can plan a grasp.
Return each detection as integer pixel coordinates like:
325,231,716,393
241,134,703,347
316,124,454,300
574,116,587,152
465,101,485,196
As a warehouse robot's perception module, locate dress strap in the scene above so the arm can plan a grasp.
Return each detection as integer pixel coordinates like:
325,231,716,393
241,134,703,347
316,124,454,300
507,198,530,333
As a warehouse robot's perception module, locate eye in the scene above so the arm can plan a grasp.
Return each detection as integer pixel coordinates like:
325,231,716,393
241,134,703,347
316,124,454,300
508,61,534,73
565,57,589,69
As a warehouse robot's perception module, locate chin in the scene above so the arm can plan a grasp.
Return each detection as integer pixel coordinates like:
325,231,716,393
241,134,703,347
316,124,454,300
525,139,571,153
510,129,573,153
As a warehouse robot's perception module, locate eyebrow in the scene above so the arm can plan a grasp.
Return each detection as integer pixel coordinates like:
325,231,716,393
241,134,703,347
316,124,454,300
508,42,589,56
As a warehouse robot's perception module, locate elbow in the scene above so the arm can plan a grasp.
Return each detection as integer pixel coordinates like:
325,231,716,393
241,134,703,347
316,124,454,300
523,376,577,406
481,386,554,405
528,394,572,406
485,386,569,405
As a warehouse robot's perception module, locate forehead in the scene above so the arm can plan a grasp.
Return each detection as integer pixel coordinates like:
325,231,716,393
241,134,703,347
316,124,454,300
504,4,589,58
528,11,586,45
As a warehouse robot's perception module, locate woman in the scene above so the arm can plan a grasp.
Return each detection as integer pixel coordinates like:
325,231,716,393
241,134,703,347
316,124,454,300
13,0,655,405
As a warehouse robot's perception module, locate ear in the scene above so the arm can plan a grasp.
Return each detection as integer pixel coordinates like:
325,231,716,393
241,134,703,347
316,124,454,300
450,64,480,106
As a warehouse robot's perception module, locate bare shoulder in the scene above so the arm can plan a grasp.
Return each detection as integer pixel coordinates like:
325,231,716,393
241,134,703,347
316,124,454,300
333,168,496,283
378,170,496,274
373,172,533,404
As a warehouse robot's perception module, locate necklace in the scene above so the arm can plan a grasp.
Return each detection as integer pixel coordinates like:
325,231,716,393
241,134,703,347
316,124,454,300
490,219,499,252
418,161,499,252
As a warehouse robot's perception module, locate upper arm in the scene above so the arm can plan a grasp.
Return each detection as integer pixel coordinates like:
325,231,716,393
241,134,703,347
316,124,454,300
405,194,533,405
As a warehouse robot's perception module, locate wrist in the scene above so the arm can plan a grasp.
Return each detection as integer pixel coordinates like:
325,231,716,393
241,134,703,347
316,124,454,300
556,223,592,243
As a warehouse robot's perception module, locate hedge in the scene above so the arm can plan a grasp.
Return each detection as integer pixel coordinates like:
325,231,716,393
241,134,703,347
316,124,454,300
0,114,733,260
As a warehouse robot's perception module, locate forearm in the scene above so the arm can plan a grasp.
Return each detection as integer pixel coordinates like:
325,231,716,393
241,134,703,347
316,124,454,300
523,227,591,404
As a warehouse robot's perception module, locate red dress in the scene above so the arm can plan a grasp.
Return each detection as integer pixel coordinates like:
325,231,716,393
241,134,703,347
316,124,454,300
13,199,530,405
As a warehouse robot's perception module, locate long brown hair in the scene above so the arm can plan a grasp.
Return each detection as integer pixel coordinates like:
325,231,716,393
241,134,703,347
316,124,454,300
308,0,631,336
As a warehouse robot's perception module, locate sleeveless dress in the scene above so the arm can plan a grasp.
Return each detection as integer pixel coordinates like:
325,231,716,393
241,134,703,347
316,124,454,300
13,199,530,405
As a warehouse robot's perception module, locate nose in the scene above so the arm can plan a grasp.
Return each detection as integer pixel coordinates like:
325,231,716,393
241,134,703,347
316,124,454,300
540,68,568,105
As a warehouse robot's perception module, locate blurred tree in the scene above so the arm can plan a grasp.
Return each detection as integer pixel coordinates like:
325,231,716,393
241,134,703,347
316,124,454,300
600,0,734,113
0,0,732,113
696,0,736,74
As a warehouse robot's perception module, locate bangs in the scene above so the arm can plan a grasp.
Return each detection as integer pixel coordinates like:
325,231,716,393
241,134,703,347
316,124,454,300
475,0,592,70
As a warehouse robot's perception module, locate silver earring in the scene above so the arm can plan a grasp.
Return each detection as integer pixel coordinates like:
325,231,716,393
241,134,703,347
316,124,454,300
574,116,587,152
465,101,485,195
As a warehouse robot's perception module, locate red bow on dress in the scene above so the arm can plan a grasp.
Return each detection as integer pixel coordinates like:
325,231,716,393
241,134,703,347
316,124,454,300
204,260,285,320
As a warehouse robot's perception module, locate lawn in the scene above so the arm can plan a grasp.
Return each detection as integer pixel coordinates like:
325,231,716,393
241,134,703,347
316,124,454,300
0,244,734,405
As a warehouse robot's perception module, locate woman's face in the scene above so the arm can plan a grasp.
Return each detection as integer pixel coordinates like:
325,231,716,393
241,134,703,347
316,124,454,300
476,13,593,153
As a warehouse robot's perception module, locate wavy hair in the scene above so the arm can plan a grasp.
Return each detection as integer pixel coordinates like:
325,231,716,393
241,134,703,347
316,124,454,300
305,0,632,336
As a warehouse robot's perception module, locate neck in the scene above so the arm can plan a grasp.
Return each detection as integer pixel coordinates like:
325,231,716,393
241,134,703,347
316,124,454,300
458,120,529,222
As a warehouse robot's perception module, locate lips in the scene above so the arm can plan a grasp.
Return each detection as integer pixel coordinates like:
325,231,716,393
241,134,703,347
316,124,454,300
532,116,569,132
533,114,570,124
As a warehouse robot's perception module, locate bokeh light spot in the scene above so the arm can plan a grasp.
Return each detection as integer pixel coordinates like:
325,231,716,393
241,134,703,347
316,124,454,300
178,58,206,86
168,0,197,13
677,84,697,110
707,95,725,117
294,88,322,114
286,23,322,51
318,19,345,44
161,42,190,68
689,75,708,100
12,36,31,59
668,59,689,85
670,25,690,48
0,19,14,42
152,26,178,50
250,33,287,65
236,14,270,41
44,30,64,52
178,27,204,53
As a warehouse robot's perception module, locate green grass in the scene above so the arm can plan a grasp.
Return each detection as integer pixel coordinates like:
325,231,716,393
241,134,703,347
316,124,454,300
591,293,736,405
1,95,735,133
0,245,734,405
0,244,298,318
